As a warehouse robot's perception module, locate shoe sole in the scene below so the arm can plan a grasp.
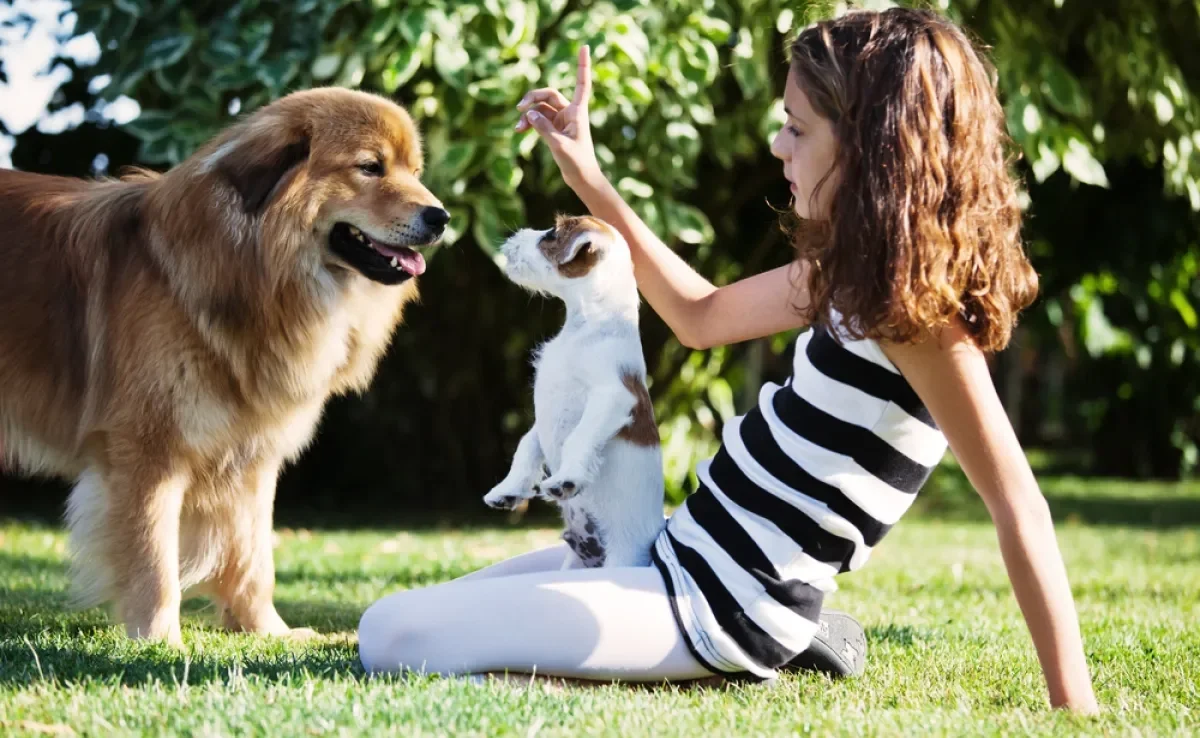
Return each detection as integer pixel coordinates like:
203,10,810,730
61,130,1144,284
785,609,867,679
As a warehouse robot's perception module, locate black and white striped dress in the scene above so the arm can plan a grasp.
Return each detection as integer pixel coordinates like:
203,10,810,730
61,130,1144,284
651,320,948,679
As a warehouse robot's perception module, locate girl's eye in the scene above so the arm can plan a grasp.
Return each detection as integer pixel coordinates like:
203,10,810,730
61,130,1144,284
358,161,385,176
787,125,802,137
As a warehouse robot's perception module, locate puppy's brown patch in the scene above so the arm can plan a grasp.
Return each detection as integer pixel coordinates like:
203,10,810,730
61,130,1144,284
617,370,659,447
538,215,612,278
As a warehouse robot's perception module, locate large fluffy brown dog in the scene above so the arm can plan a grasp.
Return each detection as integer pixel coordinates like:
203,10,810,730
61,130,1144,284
0,88,447,644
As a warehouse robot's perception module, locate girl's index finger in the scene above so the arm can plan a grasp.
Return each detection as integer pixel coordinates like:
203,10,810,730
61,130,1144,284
573,44,592,107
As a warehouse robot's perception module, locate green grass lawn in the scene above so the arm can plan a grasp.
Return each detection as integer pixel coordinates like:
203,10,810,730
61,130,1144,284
1,477,1198,737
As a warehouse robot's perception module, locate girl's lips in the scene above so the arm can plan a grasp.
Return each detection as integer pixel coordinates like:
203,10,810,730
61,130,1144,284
789,182,797,193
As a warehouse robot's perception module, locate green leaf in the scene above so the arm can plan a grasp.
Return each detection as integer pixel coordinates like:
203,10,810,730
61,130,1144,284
1062,138,1110,188
617,177,654,199
1040,60,1090,119
398,8,430,45
153,61,193,95
1031,141,1061,183
691,15,732,43
75,6,112,37
381,46,422,92
209,64,258,91
664,200,714,245
499,0,528,50
113,0,143,18
472,195,523,254
706,378,736,421
436,141,479,181
732,27,767,98
312,53,342,80
106,9,138,44
468,77,519,106
624,78,653,105
241,19,274,63
121,110,175,142
1170,290,1198,329
610,18,650,72
366,13,397,46
486,154,523,193
256,58,300,92
337,53,366,86
434,39,470,88
202,38,245,69
539,0,569,21
687,37,719,85
138,134,179,165
1079,297,1132,357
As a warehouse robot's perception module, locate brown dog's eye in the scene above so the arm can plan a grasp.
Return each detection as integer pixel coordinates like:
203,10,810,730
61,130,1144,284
539,227,557,243
358,161,385,177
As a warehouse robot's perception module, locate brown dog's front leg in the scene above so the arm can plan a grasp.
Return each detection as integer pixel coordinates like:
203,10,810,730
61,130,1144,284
105,465,190,646
214,458,316,639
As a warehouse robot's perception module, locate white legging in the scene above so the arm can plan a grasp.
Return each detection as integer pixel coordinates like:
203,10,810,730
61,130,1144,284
357,544,713,681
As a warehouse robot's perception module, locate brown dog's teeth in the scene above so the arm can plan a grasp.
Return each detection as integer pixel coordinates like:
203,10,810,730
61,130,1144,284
389,257,398,268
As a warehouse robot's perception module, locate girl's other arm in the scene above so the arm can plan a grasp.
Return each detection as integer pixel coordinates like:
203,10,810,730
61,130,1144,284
884,322,1100,714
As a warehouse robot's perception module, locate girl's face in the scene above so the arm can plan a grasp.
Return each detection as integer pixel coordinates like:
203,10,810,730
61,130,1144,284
770,68,839,220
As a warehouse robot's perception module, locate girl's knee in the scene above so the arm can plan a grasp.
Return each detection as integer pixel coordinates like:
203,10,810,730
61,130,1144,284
358,596,414,674
357,595,444,675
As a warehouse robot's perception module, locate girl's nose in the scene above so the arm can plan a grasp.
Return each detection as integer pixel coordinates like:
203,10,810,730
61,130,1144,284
769,129,788,161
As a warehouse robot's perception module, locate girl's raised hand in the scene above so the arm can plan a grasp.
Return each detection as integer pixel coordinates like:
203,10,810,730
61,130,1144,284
515,45,602,191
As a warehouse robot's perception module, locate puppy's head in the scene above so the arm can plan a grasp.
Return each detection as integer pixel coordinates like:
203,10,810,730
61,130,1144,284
205,87,448,286
500,215,629,298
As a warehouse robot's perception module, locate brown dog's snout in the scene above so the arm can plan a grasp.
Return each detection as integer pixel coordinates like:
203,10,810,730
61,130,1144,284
420,206,450,235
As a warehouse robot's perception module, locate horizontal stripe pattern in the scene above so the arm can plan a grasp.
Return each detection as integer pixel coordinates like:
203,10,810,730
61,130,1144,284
652,324,948,677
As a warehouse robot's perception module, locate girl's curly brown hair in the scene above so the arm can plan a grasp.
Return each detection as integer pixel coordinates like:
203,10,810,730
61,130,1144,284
788,7,1037,352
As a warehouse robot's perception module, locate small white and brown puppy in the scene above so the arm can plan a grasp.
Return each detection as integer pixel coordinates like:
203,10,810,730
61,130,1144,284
483,215,665,568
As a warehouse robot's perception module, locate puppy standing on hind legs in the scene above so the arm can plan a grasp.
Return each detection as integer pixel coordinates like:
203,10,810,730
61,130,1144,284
484,215,665,569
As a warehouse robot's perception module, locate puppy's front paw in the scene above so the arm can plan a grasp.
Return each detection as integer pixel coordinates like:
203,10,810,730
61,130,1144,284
536,474,583,501
484,484,534,510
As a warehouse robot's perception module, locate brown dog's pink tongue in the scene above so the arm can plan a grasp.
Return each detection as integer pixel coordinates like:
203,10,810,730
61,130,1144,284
373,243,427,276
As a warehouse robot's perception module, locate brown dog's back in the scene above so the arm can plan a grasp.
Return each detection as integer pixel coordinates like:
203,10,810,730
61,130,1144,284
0,171,150,475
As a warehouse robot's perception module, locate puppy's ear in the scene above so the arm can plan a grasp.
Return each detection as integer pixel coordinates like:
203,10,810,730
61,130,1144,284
558,234,594,264
214,125,310,215
556,233,602,278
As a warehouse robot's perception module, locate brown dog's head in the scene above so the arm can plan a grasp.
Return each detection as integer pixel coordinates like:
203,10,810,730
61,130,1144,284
202,87,448,286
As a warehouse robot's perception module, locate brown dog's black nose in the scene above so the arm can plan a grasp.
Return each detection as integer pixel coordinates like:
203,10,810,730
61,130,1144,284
421,207,450,232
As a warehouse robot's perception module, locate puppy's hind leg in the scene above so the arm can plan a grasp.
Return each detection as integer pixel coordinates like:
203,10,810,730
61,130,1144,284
212,458,314,640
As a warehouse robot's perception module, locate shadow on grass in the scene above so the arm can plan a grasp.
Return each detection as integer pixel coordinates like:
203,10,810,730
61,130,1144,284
0,639,364,687
274,563,479,590
915,467,1200,528
0,550,372,687
915,491,1200,528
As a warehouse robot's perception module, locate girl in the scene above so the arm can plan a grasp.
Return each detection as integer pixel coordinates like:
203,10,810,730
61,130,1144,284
358,7,1099,712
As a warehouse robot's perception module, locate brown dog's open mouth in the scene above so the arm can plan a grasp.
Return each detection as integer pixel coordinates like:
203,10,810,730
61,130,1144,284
329,222,428,285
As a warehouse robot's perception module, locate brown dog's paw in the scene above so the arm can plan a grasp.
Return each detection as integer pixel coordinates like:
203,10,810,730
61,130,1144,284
283,627,321,641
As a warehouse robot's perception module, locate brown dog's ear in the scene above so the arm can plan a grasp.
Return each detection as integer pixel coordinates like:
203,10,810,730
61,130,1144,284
215,131,310,215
